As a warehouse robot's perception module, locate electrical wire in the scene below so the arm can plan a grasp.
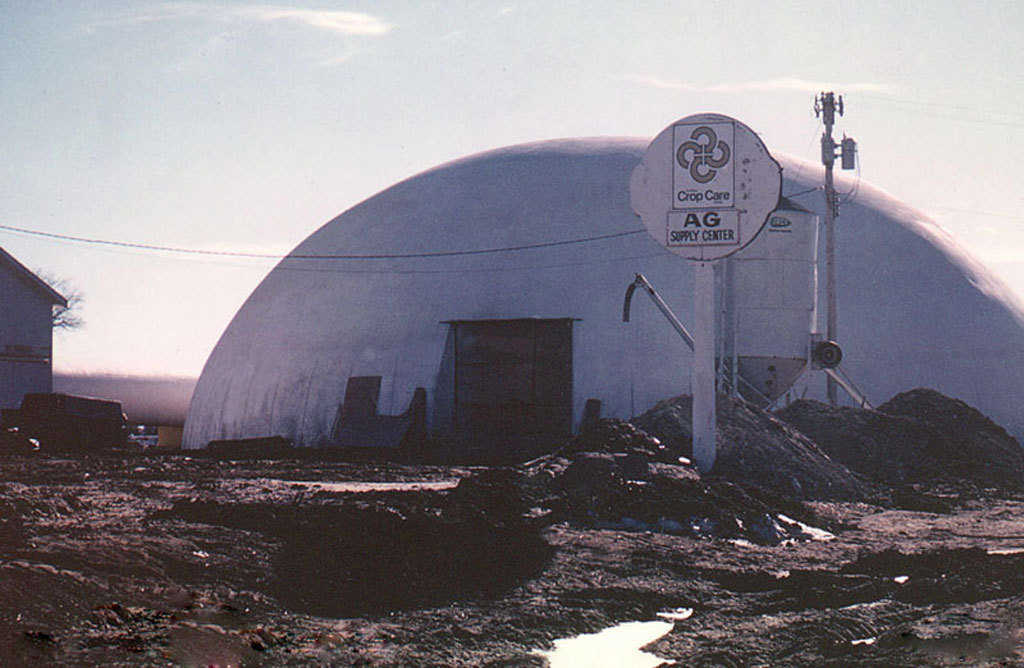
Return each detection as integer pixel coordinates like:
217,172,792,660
838,149,862,205
781,123,823,196
782,125,859,205
0,220,670,276
931,206,1024,222
783,186,820,200
255,250,672,276
857,92,1024,129
0,222,646,260
858,92,1024,125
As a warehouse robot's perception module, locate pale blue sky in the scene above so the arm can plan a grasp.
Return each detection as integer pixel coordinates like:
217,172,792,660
2,1,1022,375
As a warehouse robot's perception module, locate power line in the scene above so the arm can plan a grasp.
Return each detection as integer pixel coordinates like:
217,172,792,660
255,250,672,276
859,92,1024,123
783,186,820,199
931,206,1024,222
2,219,672,276
0,222,646,260
857,92,1024,129
781,123,824,196
839,149,862,205
0,219,670,277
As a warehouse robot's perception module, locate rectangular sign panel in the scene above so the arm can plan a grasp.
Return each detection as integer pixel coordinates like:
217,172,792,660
667,209,740,247
672,121,735,210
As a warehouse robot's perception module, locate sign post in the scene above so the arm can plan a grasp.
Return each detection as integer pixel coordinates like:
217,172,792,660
691,261,716,471
631,113,781,472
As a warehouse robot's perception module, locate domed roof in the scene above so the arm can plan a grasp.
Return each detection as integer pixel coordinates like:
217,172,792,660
183,137,1024,447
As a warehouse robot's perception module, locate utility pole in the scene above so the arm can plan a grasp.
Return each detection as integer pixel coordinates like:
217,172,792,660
814,91,848,406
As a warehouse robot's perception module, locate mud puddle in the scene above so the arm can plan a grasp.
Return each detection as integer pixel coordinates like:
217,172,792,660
255,478,460,493
535,620,674,668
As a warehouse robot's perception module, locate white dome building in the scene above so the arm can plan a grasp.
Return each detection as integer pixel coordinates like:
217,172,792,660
183,137,1024,450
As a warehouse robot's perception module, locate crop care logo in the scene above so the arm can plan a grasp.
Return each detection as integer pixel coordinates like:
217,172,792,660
633,114,781,259
676,126,731,183
672,121,735,210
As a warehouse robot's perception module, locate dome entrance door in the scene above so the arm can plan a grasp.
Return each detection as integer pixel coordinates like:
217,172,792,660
442,318,573,456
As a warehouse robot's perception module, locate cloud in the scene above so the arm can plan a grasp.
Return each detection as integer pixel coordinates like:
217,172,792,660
91,3,392,37
237,6,391,35
622,75,891,94
317,52,356,67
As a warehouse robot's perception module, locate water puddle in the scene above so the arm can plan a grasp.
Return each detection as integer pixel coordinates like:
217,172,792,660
728,538,758,549
987,547,1024,555
534,620,673,668
840,599,888,611
656,607,693,621
777,514,836,541
259,479,460,493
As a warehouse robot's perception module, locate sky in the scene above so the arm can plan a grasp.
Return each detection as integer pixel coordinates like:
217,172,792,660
2,1,1023,377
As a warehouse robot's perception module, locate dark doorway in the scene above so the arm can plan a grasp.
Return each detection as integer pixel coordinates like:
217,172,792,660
444,318,574,453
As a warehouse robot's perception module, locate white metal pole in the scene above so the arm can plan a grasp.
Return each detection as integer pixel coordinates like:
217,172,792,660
692,261,717,473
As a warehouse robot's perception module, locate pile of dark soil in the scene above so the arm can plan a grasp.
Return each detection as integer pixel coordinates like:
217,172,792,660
633,394,871,501
776,388,1024,490
504,418,843,545
556,418,669,460
153,475,551,618
0,431,37,455
201,436,295,458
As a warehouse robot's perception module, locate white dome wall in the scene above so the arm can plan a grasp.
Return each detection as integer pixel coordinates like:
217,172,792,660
183,138,1024,447
794,181,1024,422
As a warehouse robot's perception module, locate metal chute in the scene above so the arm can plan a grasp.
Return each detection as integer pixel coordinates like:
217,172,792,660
622,273,770,404
623,273,694,349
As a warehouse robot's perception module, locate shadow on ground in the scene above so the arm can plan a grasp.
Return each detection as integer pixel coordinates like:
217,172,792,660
153,480,552,618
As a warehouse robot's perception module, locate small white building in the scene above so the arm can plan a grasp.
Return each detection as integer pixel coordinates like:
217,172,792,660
0,247,66,410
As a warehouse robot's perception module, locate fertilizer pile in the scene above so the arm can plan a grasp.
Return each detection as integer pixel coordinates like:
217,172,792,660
501,389,1024,546
505,408,861,547
776,388,1024,491
633,393,870,501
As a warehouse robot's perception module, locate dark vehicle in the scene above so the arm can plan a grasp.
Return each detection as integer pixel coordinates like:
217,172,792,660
2,393,129,451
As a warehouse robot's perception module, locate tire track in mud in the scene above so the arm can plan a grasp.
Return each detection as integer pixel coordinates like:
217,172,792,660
656,546,1024,665
659,601,929,666
770,604,921,663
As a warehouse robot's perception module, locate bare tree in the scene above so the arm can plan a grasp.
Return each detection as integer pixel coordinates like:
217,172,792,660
34,270,85,330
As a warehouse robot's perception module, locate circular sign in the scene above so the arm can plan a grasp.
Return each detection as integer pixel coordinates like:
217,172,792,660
630,113,782,261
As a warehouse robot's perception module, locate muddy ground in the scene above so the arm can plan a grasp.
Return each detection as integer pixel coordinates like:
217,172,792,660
1,450,1024,667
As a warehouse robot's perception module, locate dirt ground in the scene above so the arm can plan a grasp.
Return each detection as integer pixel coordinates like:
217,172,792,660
1,452,1024,667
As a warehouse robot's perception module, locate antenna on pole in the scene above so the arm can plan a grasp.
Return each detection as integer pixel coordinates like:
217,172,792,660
814,91,856,406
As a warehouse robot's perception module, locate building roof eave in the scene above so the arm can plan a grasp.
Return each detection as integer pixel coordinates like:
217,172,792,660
0,247,68,307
